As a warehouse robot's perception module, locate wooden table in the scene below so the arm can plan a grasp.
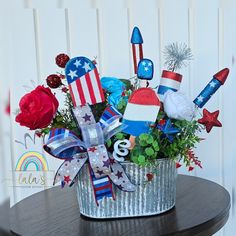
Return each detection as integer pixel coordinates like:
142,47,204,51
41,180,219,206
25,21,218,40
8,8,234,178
10,175,230,236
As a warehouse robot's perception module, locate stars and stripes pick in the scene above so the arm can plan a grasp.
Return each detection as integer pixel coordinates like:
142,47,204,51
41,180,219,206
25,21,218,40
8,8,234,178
122,88,160,136
65,56,105,107
157,70,182,102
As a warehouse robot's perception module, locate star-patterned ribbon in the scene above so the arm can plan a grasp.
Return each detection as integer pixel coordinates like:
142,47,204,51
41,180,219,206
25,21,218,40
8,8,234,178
44,104,136,203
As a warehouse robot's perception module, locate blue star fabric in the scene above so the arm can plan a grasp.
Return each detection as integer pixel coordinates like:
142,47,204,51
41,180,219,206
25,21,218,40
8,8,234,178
157,119,180,143
137,59,154,80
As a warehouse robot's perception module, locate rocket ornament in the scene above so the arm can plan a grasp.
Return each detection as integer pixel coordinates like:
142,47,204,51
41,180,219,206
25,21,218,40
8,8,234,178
122,88,160,136
193,68,229,108
131,27,144,74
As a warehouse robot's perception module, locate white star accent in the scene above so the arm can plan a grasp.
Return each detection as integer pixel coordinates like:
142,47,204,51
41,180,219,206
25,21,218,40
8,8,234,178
68,70,78,80
144,67,149,71
142,61,146,66
209,81,216,88
148,62,152,67
82,62,92,72
74,59,82,68
197,95,204,102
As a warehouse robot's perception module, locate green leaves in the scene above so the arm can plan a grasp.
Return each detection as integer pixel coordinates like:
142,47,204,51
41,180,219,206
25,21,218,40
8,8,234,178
115,133,125,140
129,116,202,169
145,147,154,156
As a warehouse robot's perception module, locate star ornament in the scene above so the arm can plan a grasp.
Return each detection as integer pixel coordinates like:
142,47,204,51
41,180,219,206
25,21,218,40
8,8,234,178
198,109,222,133
157,119,180,142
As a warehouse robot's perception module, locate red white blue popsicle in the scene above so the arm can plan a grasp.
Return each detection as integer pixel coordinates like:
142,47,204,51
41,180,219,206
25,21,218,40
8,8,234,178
122,88,160,136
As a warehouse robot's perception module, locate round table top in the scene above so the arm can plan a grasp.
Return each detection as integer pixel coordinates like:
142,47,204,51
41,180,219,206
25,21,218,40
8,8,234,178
10,175,230,236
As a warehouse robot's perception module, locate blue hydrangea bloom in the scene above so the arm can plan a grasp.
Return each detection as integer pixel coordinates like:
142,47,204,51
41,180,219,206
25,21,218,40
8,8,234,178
101,77,126,107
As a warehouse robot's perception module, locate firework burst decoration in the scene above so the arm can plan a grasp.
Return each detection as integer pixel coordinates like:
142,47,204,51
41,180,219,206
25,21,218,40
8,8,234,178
163,42,193,72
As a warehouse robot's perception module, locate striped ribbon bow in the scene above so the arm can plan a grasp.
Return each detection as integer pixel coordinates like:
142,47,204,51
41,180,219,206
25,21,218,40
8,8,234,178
44,104,136,204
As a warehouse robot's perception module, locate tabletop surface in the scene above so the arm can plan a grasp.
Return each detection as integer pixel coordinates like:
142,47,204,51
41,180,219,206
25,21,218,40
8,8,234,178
10,175,230,236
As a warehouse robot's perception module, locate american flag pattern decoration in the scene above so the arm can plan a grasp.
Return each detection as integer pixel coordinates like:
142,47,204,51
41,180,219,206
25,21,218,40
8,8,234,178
131,27,144,74
89,165,114,204
158,70,182,101
65,56,105,107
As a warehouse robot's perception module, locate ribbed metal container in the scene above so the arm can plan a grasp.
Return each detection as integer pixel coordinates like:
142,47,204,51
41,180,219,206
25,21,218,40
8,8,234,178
76,158,177,218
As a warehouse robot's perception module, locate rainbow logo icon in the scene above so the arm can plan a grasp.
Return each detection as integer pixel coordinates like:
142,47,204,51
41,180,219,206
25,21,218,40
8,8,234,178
15,151,49,171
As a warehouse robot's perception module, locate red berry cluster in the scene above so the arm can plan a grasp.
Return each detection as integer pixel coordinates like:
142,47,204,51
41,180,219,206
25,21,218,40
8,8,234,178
187,150,202,171
55,53,70,68
146,173,154,181
46,53,70,91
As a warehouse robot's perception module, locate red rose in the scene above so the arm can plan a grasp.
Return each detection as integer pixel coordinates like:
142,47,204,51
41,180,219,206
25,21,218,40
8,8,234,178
15,86,59,130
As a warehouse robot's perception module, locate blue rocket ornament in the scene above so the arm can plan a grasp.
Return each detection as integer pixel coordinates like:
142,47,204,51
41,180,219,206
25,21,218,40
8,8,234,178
193,68,229,108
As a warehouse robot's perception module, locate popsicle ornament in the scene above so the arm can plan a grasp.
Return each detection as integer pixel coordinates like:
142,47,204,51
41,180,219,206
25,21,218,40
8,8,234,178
122,88,160,136
131,27,144,74
193,68,229,108
65,56,105,107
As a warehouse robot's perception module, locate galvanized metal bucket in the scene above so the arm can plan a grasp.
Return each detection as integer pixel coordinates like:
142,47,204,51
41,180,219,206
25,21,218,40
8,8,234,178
76,158,177,219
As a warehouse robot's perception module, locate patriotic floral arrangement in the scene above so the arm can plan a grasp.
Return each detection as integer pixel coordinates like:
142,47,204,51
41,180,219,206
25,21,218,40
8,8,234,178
15,27,229,201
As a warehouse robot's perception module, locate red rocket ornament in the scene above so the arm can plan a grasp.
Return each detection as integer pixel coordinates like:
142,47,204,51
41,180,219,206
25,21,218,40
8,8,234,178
198,109,222,133
131,27,144,74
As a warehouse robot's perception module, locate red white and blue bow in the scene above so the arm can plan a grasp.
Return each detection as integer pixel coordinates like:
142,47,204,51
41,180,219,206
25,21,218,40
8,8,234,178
44,104,136,204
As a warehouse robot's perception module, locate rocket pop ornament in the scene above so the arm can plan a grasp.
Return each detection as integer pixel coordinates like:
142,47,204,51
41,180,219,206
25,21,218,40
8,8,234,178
122,88,160,136
193,68,229,108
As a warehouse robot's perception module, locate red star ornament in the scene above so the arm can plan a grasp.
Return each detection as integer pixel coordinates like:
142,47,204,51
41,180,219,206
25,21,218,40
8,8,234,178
198,109,222,133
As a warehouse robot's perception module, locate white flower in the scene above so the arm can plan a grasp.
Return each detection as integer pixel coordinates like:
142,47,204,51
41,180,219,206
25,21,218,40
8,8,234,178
163,90,195,121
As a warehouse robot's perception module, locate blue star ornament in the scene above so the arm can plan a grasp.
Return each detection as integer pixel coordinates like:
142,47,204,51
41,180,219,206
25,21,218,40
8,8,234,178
131,26,143,44
157,119,180,142
137,59,154,80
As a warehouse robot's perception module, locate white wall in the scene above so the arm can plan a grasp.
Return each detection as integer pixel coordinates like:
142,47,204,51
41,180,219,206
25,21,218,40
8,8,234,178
0,0,235,235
